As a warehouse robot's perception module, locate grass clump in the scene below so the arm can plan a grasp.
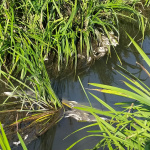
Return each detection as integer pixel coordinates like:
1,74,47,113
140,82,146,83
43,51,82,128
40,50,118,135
0,0,147,71
0,47,61,110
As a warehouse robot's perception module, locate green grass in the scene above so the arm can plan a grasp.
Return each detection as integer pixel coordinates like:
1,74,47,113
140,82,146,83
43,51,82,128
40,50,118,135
0,0,147,71
0,46,61,110
0,122,11,150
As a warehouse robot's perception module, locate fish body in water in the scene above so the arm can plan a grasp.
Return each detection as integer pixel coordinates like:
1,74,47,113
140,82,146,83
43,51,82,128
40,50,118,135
62,99,108,122
3,91,108,122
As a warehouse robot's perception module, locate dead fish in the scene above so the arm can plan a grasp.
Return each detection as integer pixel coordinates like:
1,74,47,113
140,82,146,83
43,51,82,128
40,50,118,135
63,100,108,122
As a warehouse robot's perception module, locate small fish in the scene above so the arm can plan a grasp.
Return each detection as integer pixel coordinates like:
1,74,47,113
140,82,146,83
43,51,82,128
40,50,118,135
24,134,28,140
13,141,20,146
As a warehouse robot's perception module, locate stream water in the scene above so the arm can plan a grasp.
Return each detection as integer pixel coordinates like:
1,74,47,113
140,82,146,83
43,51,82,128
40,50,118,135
1,8,150,150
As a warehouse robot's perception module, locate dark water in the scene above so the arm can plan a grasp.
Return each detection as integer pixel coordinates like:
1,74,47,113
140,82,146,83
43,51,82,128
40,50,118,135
2,8,150,150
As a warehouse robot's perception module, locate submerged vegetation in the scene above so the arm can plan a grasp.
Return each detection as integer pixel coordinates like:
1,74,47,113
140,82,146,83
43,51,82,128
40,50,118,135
0,0,150,149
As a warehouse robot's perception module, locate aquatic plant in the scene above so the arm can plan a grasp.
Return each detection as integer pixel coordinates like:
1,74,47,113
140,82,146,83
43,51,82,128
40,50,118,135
67,35,150,149
0,0,147,71
0,48,62,146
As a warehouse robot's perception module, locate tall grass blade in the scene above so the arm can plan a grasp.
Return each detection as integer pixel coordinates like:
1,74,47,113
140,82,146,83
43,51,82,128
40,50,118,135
127,33,150,67
0,122,11,150
17,132,28,150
